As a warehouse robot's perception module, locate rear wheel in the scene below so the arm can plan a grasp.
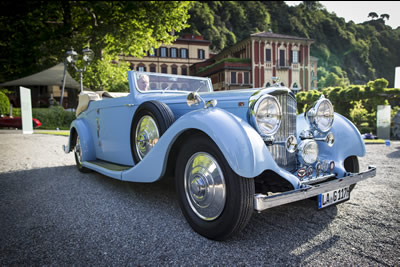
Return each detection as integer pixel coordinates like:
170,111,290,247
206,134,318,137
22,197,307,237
344,156,359,192
175,134,254,240
131,101,174,163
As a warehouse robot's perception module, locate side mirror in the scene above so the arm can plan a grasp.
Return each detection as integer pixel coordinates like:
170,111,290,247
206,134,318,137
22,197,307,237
187,92,202,107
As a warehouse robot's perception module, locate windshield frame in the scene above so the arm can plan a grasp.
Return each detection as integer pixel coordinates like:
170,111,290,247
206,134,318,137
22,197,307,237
132,71,213,94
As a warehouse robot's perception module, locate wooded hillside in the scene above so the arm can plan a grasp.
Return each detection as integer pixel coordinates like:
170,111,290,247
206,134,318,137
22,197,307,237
181,1,400,88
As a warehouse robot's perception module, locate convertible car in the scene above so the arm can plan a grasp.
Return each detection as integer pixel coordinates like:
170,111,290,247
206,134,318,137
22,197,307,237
63,71,376,240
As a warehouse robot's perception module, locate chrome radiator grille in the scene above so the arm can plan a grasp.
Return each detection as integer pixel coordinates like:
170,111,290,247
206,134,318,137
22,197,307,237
269,93,297,171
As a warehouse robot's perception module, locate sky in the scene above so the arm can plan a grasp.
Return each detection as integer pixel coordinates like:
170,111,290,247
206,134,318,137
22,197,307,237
285,1,400,29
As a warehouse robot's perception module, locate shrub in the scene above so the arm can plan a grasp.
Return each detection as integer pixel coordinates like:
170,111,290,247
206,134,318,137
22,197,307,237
0,91,10,115
11,107,74,129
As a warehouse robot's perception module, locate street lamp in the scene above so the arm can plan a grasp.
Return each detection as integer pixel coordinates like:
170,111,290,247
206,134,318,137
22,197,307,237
60,47,94,106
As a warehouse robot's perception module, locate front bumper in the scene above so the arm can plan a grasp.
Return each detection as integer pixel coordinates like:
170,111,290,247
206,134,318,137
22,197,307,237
254,165,376,211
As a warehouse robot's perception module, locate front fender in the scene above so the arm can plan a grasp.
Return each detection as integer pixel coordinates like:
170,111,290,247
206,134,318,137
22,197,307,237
297,112,365,176
66,119,96,162
122,107,298,188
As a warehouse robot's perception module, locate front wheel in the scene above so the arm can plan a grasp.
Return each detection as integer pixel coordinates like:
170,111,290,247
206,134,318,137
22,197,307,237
344,156,359,192
74,135,91,173
175,134,254,240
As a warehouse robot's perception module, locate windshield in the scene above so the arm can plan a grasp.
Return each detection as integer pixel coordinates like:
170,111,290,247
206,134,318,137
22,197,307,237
134,71,213,93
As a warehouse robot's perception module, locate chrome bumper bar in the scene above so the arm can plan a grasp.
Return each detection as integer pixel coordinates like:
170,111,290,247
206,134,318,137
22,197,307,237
254,165,377,212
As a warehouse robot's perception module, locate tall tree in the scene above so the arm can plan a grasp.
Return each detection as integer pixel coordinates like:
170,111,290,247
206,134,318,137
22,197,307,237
368,12,379,19
0,1,193,86
380,14,390,20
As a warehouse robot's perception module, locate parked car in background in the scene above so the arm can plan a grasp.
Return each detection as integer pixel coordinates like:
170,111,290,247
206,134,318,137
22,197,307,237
63,71,376,240
0,116,41,129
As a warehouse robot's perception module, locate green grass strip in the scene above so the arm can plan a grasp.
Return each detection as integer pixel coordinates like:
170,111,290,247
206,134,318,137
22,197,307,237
34,130,70,136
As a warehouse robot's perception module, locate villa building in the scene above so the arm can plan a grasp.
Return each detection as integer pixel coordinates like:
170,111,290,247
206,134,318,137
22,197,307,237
124,34,211,76
190,31,315,91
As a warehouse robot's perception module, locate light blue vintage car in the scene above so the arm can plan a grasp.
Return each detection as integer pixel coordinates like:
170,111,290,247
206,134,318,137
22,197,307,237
63,71,376,240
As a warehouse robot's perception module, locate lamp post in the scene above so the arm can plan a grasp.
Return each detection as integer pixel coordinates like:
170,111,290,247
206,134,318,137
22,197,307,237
60,47,94,107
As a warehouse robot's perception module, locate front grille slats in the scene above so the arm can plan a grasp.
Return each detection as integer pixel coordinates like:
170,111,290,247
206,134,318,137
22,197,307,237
269,93,297,171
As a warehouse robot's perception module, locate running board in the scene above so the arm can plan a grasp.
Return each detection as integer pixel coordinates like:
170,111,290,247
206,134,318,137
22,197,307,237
82,160,133,180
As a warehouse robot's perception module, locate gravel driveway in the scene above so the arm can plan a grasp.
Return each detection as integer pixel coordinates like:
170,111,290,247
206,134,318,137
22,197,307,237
0,130,399,265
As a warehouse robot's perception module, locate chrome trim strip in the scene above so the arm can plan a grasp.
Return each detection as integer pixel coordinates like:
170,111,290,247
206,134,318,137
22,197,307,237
254,165,376,211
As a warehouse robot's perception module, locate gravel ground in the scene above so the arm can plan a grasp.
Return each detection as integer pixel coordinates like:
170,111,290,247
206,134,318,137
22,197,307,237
0,130,399,266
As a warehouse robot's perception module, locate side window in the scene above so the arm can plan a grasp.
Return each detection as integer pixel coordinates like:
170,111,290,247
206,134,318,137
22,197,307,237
160,47,167,57
279,50,285,66
292,50,298,63
181,66,187,75
180,48,188,58
231,72,236,84
137,65,146,72
170,48,177,58
198,49,205,59
265,48,271,62
244,72,249,84
171,65,177,74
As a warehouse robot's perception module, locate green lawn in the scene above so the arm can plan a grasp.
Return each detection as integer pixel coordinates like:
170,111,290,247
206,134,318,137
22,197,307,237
34,130,70,136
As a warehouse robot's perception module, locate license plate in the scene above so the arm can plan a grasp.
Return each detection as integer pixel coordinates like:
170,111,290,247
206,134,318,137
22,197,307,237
318,186,350,209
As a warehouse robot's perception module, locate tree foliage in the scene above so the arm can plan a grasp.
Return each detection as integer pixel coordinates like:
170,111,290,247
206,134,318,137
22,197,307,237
0,1,192,89
184,1,400,87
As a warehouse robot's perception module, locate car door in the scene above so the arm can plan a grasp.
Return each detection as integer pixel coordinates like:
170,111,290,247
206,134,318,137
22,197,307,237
96,95,137,166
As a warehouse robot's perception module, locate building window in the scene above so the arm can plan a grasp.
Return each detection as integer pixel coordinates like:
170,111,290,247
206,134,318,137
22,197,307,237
161,65,168,73
171,65,177,74
244,72,249,84
170,48,177,58
198,49,205,59
231,72,236,84
129,63,134,70
279,50,285,66
160,47,167,57
150,65,156,72
180,48,188,58
266,82,271,87
137,65,146,72
265,48,271,62
181,66,187,75
292,50,298,63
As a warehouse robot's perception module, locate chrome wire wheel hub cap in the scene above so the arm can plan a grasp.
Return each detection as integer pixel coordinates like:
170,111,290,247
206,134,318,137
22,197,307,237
135,115,160,160
74,137,82,163
184,152,226,221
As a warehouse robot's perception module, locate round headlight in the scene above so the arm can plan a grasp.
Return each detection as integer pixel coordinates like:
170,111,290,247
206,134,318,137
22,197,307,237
298,140,318,164
306,96,334,132
251,95,282,136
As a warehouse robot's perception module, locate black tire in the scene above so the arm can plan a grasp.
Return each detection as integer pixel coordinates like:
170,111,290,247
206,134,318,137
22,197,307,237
131,101,175,164
175,134,254,240
344,156,359,192
74,134,91,173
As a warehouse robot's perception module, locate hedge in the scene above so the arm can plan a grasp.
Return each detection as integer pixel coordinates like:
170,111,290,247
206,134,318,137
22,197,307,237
0,91,10,115
11,106,75,130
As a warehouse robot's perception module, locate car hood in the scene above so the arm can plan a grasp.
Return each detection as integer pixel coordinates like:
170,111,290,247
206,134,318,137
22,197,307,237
141,87,292,108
